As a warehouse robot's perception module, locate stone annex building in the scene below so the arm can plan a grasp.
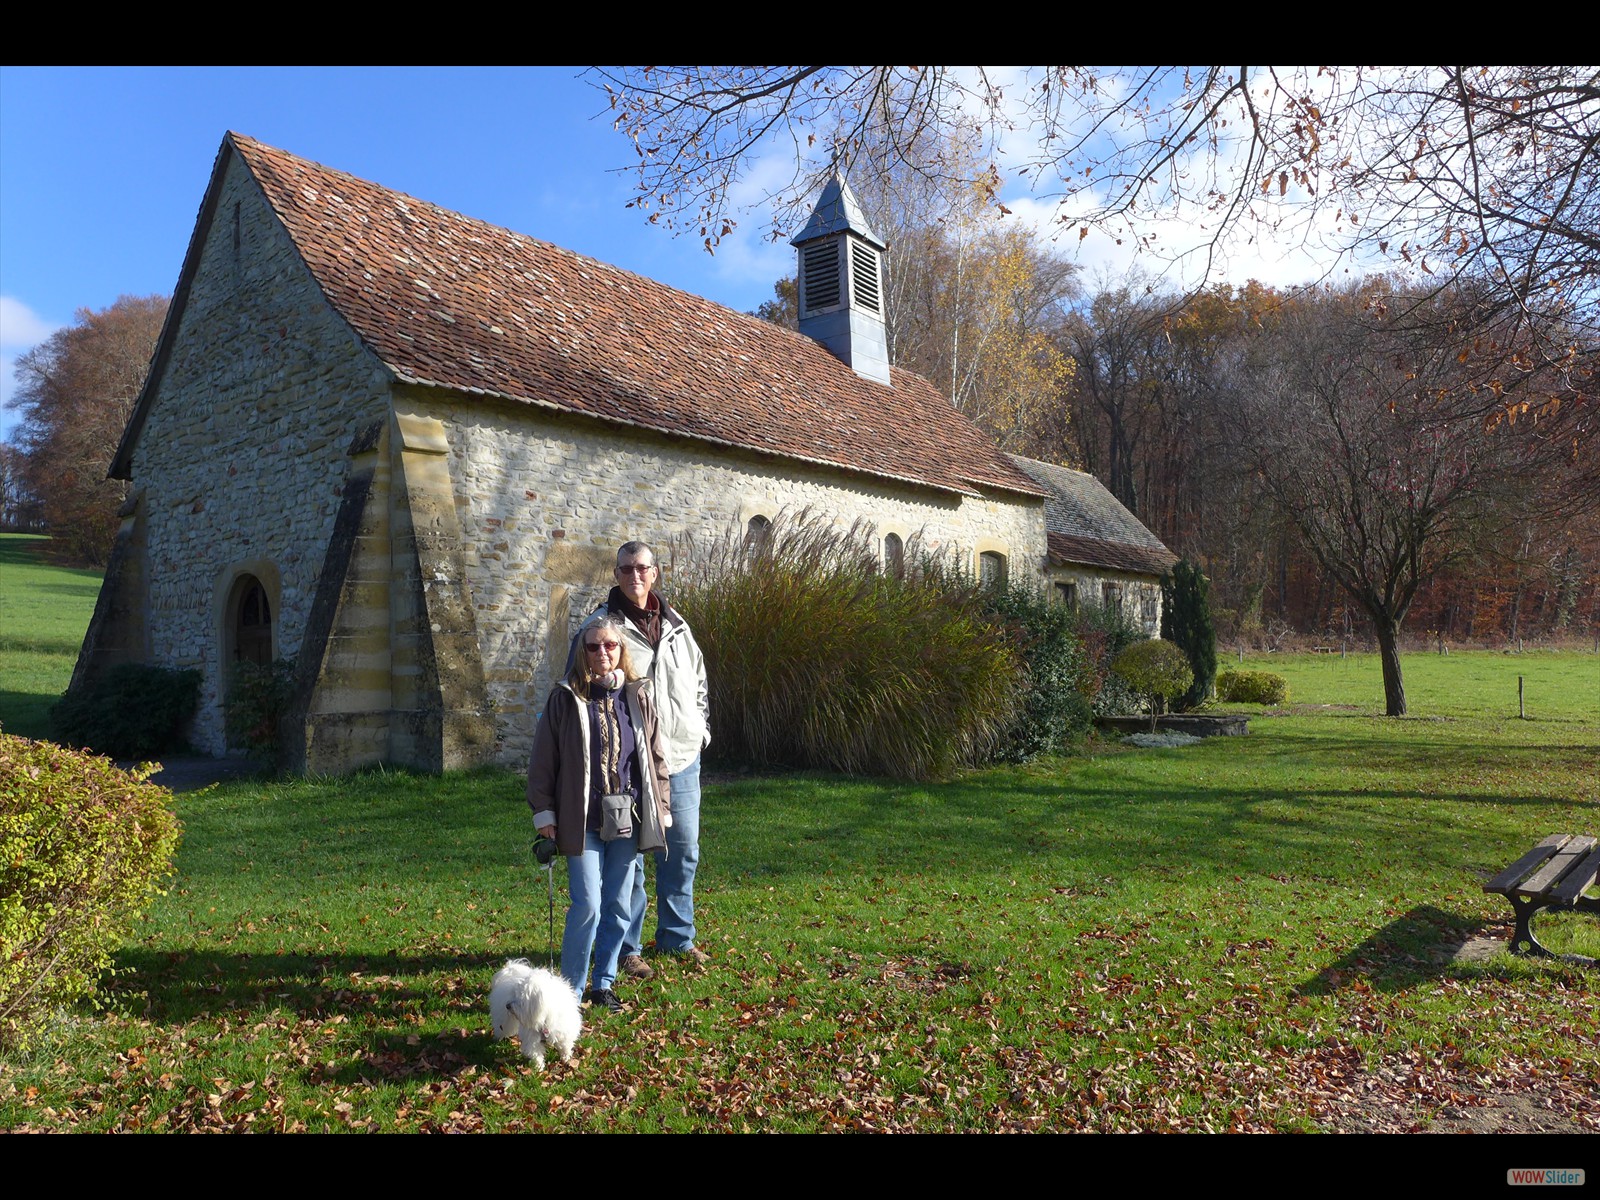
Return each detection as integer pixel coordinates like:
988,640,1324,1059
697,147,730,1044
76,132,1175,774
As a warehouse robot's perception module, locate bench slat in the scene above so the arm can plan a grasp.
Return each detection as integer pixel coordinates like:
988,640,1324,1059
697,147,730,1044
1549,846,1600,906
1485,834,1571,894
1519,835,1599,897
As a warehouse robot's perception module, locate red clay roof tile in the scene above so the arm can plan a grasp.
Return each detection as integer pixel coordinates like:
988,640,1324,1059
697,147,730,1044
229,133,1045,501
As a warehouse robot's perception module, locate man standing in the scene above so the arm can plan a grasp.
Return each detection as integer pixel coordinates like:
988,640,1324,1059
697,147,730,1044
576,541,710,976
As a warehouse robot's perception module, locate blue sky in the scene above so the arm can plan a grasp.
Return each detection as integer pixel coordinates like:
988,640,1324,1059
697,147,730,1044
1,66,1345,448
0,66,800,442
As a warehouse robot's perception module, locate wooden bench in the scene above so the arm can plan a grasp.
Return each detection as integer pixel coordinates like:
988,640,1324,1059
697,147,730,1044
1483,834,1600,965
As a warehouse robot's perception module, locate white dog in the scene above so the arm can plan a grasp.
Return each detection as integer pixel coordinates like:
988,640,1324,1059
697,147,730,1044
489,958,582,1071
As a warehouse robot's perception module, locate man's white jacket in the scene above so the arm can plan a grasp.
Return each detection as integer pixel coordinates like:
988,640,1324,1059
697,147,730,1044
575,596,709,775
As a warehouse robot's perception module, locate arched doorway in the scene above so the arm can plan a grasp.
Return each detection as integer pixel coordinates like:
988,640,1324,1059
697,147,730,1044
228,574,274,666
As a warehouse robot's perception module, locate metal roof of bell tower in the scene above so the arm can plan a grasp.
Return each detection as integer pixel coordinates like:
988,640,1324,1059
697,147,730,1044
791,175,887,249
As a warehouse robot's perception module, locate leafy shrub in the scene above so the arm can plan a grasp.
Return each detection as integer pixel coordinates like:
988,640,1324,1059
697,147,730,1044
1111,639,1194,731
50,663,201,760
0,734,180,1052
1072,600,1146,718
978,580,1094,761
671,511,1018,780
225,659,297,763
1216,669,1289,705
1160,559,1217,711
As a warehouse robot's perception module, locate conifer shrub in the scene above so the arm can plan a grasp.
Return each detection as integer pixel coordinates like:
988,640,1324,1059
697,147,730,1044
1215,669,1290,705
1111,638,1194,731
1160,559,1218,711
0,734,180,1052
670,512,1019,780
49,663,201,760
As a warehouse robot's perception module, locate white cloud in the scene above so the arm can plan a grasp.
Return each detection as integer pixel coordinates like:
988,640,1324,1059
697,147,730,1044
1,298,63,437
1,295,59,349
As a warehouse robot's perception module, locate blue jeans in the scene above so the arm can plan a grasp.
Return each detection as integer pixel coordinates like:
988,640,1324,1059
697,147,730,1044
560,828,639,994
622,754,700,955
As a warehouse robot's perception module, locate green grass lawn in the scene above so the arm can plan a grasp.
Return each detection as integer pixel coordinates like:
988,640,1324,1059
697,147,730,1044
3,648,1596,1134
0,534,102,739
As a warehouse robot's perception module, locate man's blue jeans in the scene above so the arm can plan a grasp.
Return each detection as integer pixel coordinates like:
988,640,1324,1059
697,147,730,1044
561,828,639,994
622,754,700,955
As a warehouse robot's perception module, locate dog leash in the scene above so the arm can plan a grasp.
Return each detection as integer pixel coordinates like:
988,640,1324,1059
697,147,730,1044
534,835,559,972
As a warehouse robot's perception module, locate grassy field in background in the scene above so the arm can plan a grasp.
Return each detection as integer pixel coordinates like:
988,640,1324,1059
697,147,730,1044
0,534,102,739
2,636,1595,1132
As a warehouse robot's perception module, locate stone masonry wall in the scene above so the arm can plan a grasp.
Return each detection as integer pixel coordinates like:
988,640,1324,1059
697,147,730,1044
396,386,1048,766
1046,565,1164,635
129,156,392,753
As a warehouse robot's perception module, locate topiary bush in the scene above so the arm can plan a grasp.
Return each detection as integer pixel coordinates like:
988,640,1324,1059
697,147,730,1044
0,734,180,1053
1072,600,1146,718
50,663,201,760
1111,638,1194,732
1216,669,1289,705
671,511,1019,780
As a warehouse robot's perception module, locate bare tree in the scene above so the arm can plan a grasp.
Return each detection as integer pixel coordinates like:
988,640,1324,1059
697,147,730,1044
1232,283,1560,713
590,66,1600,418
5,295,168,564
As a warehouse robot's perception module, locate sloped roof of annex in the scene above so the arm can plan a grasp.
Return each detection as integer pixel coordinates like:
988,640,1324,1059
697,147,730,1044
113,132,1046,506
1005,454,1179,578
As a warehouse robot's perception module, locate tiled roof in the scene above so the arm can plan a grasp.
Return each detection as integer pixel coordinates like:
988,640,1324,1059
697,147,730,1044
219,133,1045,501
1046,532,1177,578
1008,455,1178,577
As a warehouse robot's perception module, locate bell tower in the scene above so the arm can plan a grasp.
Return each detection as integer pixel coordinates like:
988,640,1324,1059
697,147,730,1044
791,176,891,386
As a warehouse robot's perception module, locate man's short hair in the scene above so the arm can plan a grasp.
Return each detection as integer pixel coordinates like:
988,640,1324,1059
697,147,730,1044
617,540,656,566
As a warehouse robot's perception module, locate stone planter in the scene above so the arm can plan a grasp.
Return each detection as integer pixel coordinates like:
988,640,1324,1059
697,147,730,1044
1096,713,1250,738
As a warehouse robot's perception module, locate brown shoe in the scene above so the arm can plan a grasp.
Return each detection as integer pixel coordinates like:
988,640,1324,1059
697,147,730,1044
619,953,655,980
673,946,710,966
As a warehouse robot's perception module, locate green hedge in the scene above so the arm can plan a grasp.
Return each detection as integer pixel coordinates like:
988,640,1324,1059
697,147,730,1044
1,735,180,1052
50,663,201,760
1216,669,1289,705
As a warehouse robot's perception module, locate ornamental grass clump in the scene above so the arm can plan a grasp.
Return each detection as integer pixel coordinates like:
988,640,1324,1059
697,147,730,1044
669,511,1017,780
0,734,180,1053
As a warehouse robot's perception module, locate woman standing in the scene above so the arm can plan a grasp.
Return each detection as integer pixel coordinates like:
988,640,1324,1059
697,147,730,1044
528,614,672,1011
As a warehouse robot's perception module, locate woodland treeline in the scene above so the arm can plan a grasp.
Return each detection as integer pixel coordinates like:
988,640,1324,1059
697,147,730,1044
759,228,1598,652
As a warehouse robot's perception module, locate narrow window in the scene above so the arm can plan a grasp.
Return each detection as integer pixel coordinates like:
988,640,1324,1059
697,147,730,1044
1055,581,1076,609
884,532,904,578
1102,582,1122,611
979,551,1007,589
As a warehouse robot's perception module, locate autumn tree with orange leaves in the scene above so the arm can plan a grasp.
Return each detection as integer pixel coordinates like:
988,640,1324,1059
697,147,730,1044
6,295,168,564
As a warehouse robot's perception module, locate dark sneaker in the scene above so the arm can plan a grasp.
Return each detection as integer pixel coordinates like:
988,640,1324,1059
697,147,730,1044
583,987,624,1013
619,954,655,981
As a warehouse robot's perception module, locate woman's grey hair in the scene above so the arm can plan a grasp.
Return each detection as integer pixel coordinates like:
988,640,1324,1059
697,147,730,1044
567,612,640,695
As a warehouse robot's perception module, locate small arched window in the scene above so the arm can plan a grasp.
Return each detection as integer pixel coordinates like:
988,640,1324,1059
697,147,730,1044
745,514,772,553
884,532,904,578
978,550,1007,589
233,576,273,666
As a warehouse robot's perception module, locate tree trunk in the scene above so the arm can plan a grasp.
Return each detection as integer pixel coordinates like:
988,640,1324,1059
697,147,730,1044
1375,618,1407,716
